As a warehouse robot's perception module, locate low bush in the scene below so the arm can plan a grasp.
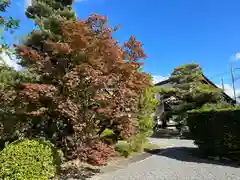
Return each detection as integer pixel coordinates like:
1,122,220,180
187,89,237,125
115,139,160,158
100,128,114,137
76,139,116,166
100,129,118,145
187,108,240,159
129,132,149,153
115,134,148,158
0,139,62,180
115,141,132,157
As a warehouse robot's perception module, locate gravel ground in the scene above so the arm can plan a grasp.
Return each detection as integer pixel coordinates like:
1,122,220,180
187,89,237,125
91,138,240,180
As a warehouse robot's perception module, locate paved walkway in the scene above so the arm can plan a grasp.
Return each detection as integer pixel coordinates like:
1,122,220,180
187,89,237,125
91,138,240,180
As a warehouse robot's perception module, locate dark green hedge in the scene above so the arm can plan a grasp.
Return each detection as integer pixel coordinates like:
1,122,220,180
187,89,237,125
187,108,240,159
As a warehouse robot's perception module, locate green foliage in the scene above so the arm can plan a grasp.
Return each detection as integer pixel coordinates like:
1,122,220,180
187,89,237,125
115,140,160,157
115,141,131,157
100,128,116,145
0,0,21,71
0,139,62,180
0,0,77,154
0,0,20,52
187,108,240,159
159,63,230,122
129,133,149,152
24,0,76,43
0,64,36,89
0,0,23,87
0,65,37,145
100,128,114,137
128,81,160,152
9,13,151,165
138,85,160,136
201,101,233,110
116,80,160,156
0,0,28,93
19,0,76,67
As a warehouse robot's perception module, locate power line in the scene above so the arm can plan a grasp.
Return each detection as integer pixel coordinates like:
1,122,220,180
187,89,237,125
208,66,240,81
209,71,230,80
208,69,240,82
207,66,240,105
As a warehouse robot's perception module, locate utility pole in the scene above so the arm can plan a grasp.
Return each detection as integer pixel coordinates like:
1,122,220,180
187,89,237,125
230,65,237,104
221,77,225,91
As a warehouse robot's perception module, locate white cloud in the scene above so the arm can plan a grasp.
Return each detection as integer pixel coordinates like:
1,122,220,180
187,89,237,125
231,52,240,61
152,75,169,84
24,0,32,8
217,83,240,102
0,52,22,70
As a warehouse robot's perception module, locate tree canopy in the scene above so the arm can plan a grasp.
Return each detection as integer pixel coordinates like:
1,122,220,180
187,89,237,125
159,63,232,122
25,0,76,42
0,12,153,165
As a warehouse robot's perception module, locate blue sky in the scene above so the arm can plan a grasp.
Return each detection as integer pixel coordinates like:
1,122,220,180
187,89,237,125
3,0,240,97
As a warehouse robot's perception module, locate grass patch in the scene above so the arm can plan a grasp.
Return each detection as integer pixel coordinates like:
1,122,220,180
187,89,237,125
115,141,131,157
143,142,160,151
115,141,160,158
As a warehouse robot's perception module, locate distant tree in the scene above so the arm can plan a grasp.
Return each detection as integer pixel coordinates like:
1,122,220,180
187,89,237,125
159,63,231,123
0,0,34,90
0,0,20,53
0,0,20,65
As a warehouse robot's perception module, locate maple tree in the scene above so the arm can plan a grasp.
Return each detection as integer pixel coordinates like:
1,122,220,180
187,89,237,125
5,14,152,165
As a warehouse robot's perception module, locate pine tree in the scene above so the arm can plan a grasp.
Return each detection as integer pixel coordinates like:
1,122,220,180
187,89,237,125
25,0,76,39
19,0,76,67
159,63,231,123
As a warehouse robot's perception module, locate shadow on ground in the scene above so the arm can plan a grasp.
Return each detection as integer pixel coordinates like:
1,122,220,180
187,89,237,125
145,147,240,168
59,165,100,180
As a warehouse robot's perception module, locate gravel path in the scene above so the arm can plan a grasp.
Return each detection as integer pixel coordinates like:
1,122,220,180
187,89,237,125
92,138,240,180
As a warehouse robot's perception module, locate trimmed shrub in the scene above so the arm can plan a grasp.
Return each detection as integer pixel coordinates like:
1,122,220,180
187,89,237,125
187,108,240,159
0,139,62,180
